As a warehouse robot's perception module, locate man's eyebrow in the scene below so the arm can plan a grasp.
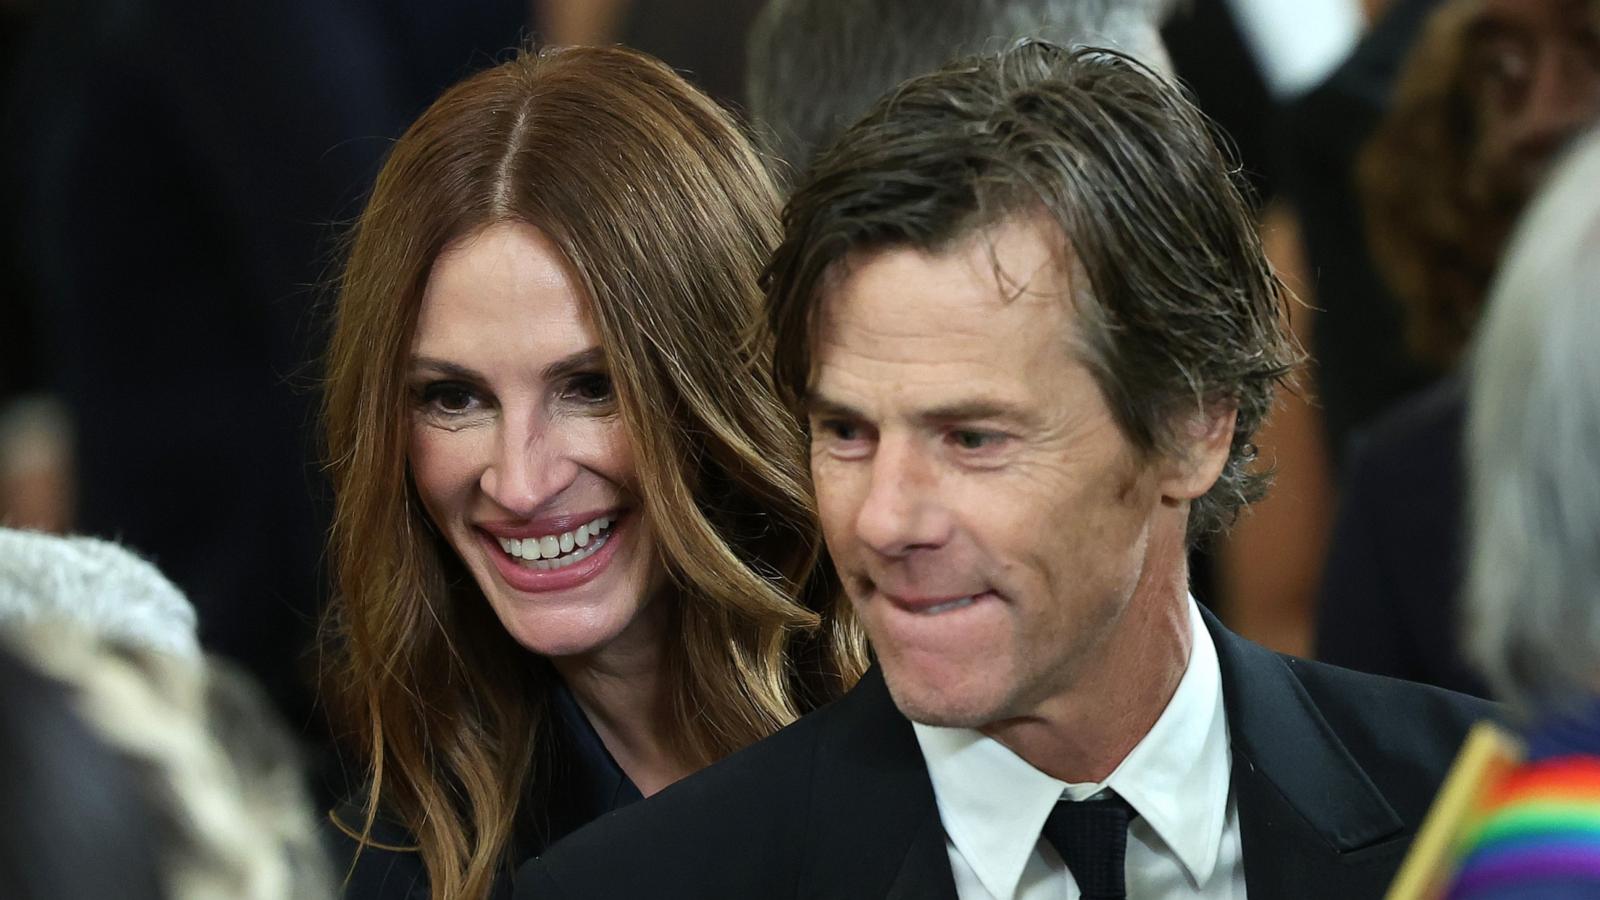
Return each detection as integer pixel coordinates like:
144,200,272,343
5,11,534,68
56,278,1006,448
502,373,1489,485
920,399,1036,427
802,394,862,420
801,394,1038,427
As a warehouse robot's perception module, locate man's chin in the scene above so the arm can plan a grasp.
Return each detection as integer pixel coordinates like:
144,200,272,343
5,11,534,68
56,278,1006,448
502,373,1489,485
880,664,1007,730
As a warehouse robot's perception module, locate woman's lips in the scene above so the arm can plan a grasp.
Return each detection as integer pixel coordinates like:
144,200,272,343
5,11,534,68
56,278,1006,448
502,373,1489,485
477,511,628,593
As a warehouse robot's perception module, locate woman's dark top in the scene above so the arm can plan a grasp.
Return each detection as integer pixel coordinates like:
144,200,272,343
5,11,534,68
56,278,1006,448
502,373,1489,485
327,681,643,900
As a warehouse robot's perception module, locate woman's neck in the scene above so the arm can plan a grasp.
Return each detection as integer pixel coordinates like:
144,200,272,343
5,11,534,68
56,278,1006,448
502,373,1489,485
551,601,696,797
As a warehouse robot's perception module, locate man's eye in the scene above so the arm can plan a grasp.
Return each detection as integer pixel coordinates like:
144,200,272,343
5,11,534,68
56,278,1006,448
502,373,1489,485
951,430,1000,450
819,419,861,441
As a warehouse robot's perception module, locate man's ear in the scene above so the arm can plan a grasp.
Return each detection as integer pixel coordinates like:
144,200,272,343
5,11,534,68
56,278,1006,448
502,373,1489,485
1158,407,1238,502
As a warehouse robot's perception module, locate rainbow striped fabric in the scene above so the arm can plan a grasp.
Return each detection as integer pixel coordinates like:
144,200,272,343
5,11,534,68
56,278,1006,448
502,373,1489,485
1445,755,1600,899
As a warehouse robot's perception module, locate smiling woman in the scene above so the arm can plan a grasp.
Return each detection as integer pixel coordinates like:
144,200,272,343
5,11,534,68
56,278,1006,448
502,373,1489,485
319,46,866,900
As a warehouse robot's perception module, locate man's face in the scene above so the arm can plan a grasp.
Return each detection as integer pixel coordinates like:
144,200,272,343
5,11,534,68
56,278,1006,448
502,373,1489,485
806,217,1201,729
1466,0,1600,207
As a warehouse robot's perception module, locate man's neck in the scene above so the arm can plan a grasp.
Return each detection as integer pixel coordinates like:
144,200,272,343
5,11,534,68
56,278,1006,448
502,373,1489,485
981,543,1193,784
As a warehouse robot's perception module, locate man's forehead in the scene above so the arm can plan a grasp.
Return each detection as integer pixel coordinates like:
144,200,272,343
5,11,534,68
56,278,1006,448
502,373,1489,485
816,216,1081,318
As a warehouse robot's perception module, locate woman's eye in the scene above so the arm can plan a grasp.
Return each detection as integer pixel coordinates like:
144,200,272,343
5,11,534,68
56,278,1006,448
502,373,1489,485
417,382,482,416
565,372,614,404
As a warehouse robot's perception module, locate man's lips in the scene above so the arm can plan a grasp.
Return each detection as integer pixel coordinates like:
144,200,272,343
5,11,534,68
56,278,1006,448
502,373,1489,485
879,589,998,615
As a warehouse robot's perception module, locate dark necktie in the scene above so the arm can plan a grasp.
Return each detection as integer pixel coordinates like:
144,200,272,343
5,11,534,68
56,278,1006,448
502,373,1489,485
1039,793,1136,900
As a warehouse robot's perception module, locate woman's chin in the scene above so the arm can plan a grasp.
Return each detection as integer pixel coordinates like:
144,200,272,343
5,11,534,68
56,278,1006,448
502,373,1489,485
489,599,644,662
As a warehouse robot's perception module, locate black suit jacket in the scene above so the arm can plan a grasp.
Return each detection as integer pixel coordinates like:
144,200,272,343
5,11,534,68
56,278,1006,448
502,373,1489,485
517,610,1494,898
1316,376,1487,698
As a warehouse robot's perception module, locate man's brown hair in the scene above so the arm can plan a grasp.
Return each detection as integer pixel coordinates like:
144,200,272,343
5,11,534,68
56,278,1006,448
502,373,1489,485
767,41,1299,537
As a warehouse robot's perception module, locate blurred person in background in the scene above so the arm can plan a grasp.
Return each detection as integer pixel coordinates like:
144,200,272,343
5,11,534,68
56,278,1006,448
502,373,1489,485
1280,0,1450,469
536,0,764,107
1398,125,1600,898
743,0,1177,186
320,45,865,900
0,526,199,659
6,0,528,749
0,0,71,537
1160,0,1362,658
1317,0,1600,696
0,639,164,900
0,527,329,899
2,622,334,899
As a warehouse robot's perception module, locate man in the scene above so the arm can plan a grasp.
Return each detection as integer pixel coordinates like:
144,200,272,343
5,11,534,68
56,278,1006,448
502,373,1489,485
518,42,1493,899
745,0,1176,182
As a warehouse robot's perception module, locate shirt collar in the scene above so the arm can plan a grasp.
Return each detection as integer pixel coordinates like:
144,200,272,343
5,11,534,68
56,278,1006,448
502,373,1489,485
913,596,1231,898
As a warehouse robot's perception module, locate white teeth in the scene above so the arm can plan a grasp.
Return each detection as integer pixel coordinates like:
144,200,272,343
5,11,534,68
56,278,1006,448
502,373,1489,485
528,533,607,570
923,596,976,615
494,515,617,567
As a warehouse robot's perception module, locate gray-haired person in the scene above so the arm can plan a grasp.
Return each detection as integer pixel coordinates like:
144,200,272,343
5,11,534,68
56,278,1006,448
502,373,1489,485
1465,126,1600,715
0,527,199,658
0,528,333,899
519,41,1491,900
745,0,1177,184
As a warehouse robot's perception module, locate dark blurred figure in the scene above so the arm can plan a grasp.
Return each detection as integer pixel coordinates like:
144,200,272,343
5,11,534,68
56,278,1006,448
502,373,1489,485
0,0,39,407
1364,0,1600,372
1162,0,1279,205
1161,0,1344,653
0,0,74,536
1281,0,1448,466
1317,0,1600,696
620,1,766,109
7,0,527,758
744,0,1176,186
2,622,335,898
535,0,765,108
0,641,164,900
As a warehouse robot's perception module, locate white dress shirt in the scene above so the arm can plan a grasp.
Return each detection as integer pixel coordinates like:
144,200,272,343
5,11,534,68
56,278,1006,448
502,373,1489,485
912,597,1246,900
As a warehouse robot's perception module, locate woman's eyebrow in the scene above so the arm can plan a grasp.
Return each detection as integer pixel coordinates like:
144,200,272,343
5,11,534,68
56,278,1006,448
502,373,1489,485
407,357,483,381
542,347,606,382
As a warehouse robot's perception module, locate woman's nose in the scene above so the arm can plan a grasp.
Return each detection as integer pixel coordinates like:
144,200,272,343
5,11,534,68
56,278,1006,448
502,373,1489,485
479,419,580,516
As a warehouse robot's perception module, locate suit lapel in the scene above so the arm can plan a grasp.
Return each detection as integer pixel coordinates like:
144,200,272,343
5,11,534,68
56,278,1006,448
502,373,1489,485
808,622,1416,899
1205,610,1410,898
800,667,959,900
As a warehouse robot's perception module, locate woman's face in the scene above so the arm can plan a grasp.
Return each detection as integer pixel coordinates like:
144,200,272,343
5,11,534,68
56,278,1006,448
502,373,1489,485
407,221,664,661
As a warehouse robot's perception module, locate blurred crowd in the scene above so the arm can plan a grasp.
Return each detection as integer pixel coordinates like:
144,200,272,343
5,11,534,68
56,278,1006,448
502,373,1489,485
2,0,1599,897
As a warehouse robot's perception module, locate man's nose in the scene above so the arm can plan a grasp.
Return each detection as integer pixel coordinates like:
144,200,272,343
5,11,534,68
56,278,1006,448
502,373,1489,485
479,417,579,516
853,437,951,558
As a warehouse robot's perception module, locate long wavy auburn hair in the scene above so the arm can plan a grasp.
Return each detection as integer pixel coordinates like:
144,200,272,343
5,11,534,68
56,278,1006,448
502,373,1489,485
320,45,866,900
